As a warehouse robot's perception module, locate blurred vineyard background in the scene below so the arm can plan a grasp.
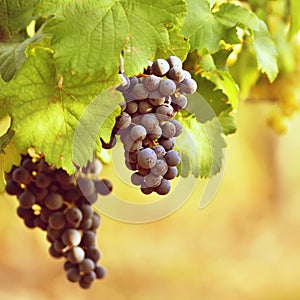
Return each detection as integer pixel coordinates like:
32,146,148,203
1,101,300,300
1,0,300,299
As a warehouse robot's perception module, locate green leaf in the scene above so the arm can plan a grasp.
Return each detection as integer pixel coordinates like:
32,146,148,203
218,109,236,135
43,0,186,76
253,20,278,82
181,0,228,52
215,3,260,30
1,47,121,174
0,0,39,42
202,70,239,110
189,75,232,120
0,138,21,193
0,31,47,81
175,112,226,178
155,29,190,62
199,54,216,72
289,0,300,36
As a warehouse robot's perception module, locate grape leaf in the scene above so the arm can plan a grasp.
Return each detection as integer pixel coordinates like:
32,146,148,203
0,31,47,81
214,3,260,30
1,47,122,174
202,70,239,110
218,109,236,135
0,128,13,153
181,0,228,52
155,29,190,62
0,0,39,42
253,20,278,82
175,112,226,178
0,138,21,193
43,0,187,77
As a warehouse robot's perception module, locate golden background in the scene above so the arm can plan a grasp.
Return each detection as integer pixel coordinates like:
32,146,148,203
1,100,300,300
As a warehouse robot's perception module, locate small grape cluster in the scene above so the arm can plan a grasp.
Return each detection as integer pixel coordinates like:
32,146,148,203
5,154,112,289
102,56,197,195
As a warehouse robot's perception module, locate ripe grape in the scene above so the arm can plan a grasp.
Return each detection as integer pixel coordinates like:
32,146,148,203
179,78,197,94
164,166,178,180
151,58,170,76
161,121,176,139
18,190,36,209
154,179,171,195
66,267,81,282
167,67,185,82
130,125,147,141
137,148,157,169
166,56,182,68
165,150,181,166
140,113,159,132
159,79,177,97
48,211,67,230
12,167,30,184
144,173,162,188
131,83,149,100
45,192,64,210
62,229,81,246
151,159,168,176
144,75,161,91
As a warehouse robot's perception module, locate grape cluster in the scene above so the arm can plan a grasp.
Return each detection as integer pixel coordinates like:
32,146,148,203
5,154,112,289
102,56,197,195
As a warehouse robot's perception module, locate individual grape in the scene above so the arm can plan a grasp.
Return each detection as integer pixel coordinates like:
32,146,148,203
140,113,159,132
94,179,113,196
149,96,165,107
48,211,66,230
154,178,171,195
22,158,39,172
144,75,161,91
81,204,94,220
30,185,48,203
124,150,138,163
167,67,185,82
161,121,176,139
128,76,139,92
179,78,197,94
159,79,176,97
170,120,183,137
24,217,36,228
155,104,175,121
125,160,138,171
49,244,63,258
79,218,93,230
138,100,153,114
131,83,149,100
85,247,101,263
18,190,36,209
55,169,74,186
147,125,162,140
5,179,22,195
62,229,81,247
171,94,188,110
137,148,157,169
130,125,147,141
76,177,95,197
164,166,178,180
64,261,75,271
79,258,95,274
81,231,96,247
183,70,192,80
101,135,116,149
44,192,64,210
115,112,131,129
12,167,30,184
65,207,83,226
123,135,143,152
53,239,66,253
140,186,153,195
131,172,144,186
66,267,81,282
165,150,181,166
95,266,106,279
125,101,138,114
151,159,168,176
117,74,130,92
151,59,170,77
159,137,175,151
67,246,85,264
166,56,182,69
35,173,51,189
144,173,162,188
151,145,166,158
79,273,96,288
17,206,34,220
91,212,101,230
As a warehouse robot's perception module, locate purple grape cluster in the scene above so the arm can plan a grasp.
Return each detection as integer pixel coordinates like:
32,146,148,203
5,154,112,289
102,56,197,195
